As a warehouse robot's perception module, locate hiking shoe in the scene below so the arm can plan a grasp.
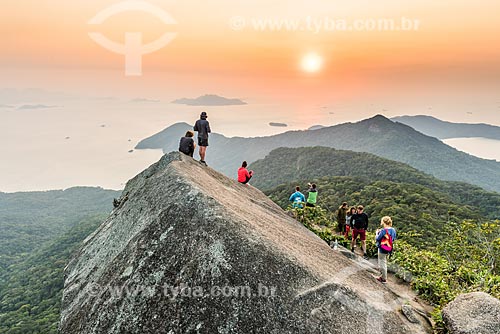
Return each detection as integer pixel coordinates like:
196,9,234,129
363,254,370,260
351,248,354,253
199,160,207,166
376,276,387,284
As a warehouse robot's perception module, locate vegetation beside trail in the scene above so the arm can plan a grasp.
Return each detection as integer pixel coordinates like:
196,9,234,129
285,204,500,333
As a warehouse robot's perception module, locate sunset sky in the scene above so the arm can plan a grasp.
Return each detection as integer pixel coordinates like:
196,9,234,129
2,0,500,191
2,0,500,116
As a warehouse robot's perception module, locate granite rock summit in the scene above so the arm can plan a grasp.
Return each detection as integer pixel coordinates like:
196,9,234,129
60,152,430,334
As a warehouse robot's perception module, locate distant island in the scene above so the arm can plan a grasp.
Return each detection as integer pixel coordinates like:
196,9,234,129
269,122,288,127
172,94,247,106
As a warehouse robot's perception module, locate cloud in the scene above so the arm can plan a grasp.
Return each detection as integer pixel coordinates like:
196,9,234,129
0,104,14,109
172,94,247,106
0,88,74,104
130,98,161,103
17,104,59,110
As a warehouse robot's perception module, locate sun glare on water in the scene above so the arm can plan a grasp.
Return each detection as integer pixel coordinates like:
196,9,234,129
301,53,323,73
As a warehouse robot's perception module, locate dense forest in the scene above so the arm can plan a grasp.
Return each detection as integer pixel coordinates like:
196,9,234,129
0,215,106,334
1,147,499,333
0,187,117,270
0,188,117,334
256,147,500,332
251,147,500,219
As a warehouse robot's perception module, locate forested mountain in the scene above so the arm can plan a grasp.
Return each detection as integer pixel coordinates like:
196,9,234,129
0,187,117,334
249,147,500,219
0,215,105,334
0,187,118,270
392,115,500,140
136,115,500,193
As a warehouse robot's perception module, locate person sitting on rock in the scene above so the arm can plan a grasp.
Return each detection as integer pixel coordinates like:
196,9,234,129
178,130,196,157
289,186,306,208
238,161,254,185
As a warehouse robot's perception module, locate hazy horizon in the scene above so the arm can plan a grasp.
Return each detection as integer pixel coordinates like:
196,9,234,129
2,0,500,191
2,100,500,192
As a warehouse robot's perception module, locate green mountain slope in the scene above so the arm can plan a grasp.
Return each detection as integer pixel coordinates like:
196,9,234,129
392,115,500,140
136,115,500,193
265,176,481,247
249,147,500,219
0,215,105,334
0,187,118,270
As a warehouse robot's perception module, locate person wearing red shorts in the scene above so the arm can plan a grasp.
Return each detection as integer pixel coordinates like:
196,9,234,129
350,205,369,259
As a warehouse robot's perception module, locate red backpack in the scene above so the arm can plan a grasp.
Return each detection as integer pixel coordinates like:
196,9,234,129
380,228,394,253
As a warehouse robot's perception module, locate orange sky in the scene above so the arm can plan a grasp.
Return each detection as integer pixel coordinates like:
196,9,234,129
2,0,500,110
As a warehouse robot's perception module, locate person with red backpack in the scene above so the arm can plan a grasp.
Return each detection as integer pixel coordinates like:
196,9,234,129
375,216,397,283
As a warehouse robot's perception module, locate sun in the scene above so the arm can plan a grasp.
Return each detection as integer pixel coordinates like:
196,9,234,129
301,53,323,73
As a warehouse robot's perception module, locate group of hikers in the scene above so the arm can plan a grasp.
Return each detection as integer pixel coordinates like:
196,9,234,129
179,112,396,284
178,111,211,166
289,186,397,284
179,112,255,185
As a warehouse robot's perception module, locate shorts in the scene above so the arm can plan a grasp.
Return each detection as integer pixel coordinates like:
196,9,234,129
198,137,209,147
352,228,366,241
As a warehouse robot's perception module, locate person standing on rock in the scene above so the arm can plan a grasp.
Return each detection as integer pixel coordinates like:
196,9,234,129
289,186,306,208
350,205,369,259
178,130,196,157
305,183,318,207
336,202,349,235
238,161,254,185
375,216,396,283
193,111,211,166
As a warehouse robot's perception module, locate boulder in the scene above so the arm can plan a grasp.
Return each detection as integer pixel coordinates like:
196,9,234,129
59,152,430,333
442,292,500,334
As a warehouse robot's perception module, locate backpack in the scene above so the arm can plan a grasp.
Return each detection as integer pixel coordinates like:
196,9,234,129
380,228,394,253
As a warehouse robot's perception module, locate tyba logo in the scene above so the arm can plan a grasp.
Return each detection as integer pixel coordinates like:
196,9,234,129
88,1,177,76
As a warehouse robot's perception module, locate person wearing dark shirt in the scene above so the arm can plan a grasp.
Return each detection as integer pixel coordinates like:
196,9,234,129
193,111,211,165
336,202,348,235
178,130,196,157
350,205,369,259
237,161,254,185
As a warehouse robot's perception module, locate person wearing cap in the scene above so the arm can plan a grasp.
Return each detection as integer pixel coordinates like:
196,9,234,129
193,112,211,165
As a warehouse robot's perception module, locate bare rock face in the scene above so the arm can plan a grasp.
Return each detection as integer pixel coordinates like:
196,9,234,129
59,152,430,334
442,292,500,334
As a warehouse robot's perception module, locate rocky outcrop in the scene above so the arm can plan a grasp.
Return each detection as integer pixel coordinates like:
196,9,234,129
442,292,500,334
60,152,431,334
